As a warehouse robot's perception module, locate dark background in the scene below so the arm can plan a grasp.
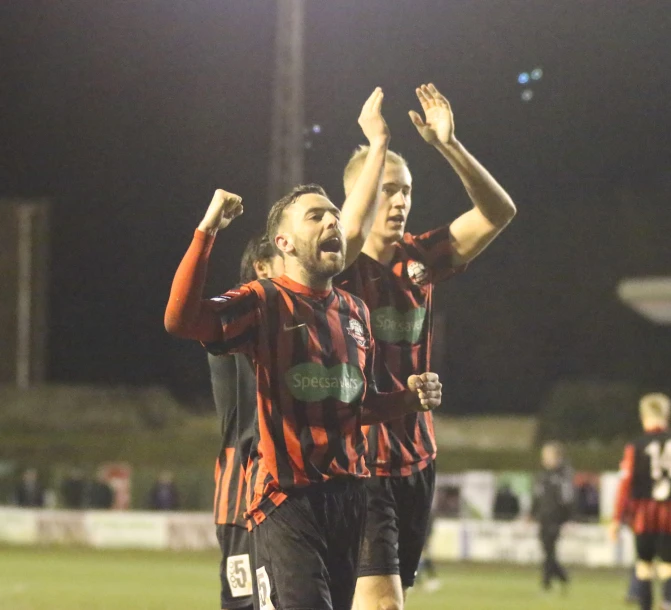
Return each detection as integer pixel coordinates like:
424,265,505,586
1,0,669,414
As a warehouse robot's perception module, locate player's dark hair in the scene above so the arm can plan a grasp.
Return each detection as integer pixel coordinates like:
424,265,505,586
239,234,276,283
266,184,328,255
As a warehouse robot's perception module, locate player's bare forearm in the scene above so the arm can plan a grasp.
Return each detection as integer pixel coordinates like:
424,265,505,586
341,87,390,267
164,230,222,342
409,84,516,265
342,139,389,266
436,137,516,228
435,138,517,265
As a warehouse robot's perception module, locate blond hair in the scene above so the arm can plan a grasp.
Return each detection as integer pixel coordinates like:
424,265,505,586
343,145,409,195
640,393,671,422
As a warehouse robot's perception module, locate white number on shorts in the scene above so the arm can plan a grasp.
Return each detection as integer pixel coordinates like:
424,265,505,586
645,440,671,500
255,566,275,610
226,554,253,597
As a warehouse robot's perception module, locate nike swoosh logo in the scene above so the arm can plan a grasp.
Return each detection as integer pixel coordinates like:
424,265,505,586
283,322,306,332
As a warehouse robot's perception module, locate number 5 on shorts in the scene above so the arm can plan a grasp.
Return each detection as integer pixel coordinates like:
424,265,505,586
226,554,253,597
255,566,275,610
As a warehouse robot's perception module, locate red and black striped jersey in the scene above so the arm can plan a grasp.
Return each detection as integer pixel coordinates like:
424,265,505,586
614,429,671,534
336,225,464,476
209,352,256,527
205,275,376,526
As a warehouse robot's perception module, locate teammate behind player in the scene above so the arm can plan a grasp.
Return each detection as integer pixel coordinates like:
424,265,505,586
209,235,282,610
611,393,671,610
338,83,517,609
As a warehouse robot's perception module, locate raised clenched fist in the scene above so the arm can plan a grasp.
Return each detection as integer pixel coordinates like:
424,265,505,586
198,189,243,235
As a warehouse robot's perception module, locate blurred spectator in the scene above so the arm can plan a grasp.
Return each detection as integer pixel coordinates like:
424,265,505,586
14,468,45,507
575,481,600,522
60,467,87,509
148,470,180,511
435,485,461,518
532,441,574,592
493,484,521,520
87,469,114,509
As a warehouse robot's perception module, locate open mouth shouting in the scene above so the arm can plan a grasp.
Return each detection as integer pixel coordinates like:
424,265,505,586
318,234,343,256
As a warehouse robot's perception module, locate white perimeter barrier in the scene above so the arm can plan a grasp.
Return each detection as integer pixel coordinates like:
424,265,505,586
429,518,635,567
0,507,634,567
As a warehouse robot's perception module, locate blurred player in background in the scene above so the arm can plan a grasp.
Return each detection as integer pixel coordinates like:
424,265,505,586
337,82,516,609
532,441,574,593
610,393,671,610
208,235,282,610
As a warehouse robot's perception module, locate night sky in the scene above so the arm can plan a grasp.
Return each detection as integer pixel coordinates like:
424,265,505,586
1,1,670,414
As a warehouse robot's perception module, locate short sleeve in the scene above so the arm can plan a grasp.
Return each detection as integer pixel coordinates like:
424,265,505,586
203,284,260,356
405,225,467,283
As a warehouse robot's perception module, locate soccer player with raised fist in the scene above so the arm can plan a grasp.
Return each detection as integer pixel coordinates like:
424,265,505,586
164,89,444,610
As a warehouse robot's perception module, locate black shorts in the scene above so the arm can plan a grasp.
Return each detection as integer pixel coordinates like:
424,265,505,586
358,461,435,588
250,477,367,610
636,533,671,563
216,524,254,610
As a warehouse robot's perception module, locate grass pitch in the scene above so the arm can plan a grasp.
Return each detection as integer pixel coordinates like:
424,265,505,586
0,545,632,610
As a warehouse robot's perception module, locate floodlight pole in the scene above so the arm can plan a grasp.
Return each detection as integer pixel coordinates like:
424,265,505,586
268,0,305,206
16,204,36,389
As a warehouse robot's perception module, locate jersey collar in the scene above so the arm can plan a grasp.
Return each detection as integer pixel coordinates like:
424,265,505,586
273,275,333,300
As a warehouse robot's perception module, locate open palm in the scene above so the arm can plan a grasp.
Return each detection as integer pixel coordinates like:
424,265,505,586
409,83,455,146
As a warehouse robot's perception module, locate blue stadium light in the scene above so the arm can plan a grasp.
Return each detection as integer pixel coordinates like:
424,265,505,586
312,124,322,134
518,72,530,85
521,89,534,102
531,68,543,81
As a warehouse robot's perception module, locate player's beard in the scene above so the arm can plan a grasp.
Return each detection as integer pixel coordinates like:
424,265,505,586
293,235,345,282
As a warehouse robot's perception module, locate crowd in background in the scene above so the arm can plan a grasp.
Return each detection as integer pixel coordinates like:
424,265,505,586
9,467,180,511
10,464,601,520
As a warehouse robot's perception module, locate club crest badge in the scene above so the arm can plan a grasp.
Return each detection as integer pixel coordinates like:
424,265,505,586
407,260,429,285
347,318,368,348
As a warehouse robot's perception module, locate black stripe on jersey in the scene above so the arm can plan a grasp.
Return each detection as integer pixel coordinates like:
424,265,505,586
214,453,226,515
345,294,373,476
402,415,423,461
367,424,380,465
235,352,257,468
319,292,352,474
218,293,257,326
260,279,295,489
416,414,433,460
246,412,262,509
285,290,321,480
387,422,407,474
